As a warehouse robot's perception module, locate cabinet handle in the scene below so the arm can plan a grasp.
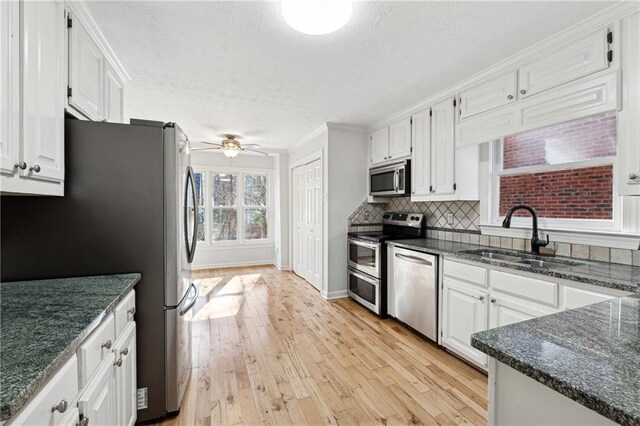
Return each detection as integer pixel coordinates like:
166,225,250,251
478,296,485,301
507,95,513,100
121,347,129,356
51,399,68,413
490,298,496,303
76,416,89,426
29,164,41,173
629,173,639,181
520,89,527,95
128,306,136,318
114,357,123,367
14,162,27,170
101,340,112,350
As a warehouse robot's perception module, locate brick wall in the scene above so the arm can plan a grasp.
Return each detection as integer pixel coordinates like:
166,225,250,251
503,112,616,169
500,112,615,219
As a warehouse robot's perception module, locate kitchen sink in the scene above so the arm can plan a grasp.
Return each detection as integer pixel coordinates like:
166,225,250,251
460,249,584,269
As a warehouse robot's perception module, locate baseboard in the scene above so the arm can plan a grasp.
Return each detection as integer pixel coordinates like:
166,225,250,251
274,262,291,271
192,260,274,270
324,290,349,300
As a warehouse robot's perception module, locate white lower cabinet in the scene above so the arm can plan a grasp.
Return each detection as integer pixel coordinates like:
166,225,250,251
441,259,631,370
7,290,137,425
442,278,488,368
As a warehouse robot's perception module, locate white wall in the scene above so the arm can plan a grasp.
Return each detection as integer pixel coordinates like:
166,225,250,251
273,152,290,269
191,151,276,269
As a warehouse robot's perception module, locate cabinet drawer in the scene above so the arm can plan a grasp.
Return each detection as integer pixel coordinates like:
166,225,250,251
115,290,135,339
78,314,115,388
562,286,616,310
9,355,79,426
443,259,488,288
491,270,558,307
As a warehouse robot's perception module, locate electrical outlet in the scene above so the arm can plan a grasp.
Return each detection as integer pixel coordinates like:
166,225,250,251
137,388,148,410
446,213,454,225
364,211,369,221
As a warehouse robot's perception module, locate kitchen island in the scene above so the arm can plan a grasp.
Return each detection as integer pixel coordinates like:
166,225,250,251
472,295,640,425
0,273,140,421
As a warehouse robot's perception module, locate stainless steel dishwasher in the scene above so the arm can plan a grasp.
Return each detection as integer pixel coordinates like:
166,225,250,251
392,246,438,341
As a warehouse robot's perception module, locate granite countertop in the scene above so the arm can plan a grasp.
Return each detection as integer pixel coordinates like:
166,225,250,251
386,239,640,293
471,295,640,425
0,274,141,421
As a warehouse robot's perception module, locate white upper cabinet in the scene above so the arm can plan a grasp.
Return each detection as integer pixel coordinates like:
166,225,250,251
105,62,124,123
0,0,19,175
388,117,412,159
430,97,456,195
369,126,389,166
411,108,431,197
458,71,517,119
21,0,66,183
68,9,105,121
518,28,610,98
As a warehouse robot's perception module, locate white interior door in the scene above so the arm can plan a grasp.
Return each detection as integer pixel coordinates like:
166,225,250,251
292,158,322,291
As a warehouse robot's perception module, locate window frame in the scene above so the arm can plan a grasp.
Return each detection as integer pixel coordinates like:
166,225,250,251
192,166,273,247
489,137,622,232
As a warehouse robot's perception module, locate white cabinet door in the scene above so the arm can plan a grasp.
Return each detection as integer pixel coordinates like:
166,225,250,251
518,28,609,98
78,358,116,426
489,294,556,329
68,9,104,121
0,0,19,175
459,71,517,119
388,118,411,160
105,62,124,123
442,278,488,368
430,97,456,195
411,108,431,197
21,0,65,182
114,324,137,426
370,127,389,165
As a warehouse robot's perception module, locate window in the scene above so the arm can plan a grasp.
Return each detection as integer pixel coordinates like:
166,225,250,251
193,169,271,244
491,112,618,229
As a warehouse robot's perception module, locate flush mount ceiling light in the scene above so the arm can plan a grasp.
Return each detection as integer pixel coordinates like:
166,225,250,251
282,0,352,35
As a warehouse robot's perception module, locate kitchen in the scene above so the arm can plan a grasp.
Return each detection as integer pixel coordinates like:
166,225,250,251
1,1,639,425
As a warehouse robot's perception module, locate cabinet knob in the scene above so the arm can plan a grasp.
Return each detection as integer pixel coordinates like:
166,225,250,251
51,399,68,413
29,164,41,173
101,339,112,350
384,156,388,160
479,296,485,301
507,95,513,100
14,161,27,170
121,347,129,356
128,306,136,318
114,357,123,367
77,416,89,426
490,298,496,303
520,89,527,95
629,173,639,181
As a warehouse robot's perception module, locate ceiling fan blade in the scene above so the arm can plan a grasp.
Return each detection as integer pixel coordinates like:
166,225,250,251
242,148,269,157
242,144,262,149
200,141,223,147
191,147,221,151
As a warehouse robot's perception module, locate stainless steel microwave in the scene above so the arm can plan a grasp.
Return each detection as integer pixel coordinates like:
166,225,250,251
369,160,410,197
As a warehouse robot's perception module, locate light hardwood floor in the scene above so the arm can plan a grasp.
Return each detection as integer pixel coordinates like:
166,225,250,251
159,266,488,425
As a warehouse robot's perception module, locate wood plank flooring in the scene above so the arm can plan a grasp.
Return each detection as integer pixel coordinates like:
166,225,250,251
158,266,487,425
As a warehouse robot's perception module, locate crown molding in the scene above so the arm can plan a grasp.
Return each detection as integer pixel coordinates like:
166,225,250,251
368,1,639,133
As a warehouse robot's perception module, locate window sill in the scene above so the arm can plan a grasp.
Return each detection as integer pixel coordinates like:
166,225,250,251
196,241,274,251
480,225,640,250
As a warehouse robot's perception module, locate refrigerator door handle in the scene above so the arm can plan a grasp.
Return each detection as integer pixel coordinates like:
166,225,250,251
166,283,191,310
184,166,198,263
179,282,199,316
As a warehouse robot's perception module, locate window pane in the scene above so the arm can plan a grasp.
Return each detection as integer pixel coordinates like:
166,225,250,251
212,173,237,207
194,172,205,241
244,175,267,206
212,208,237,241
245,208,267,240
499,165,613,219
502,112,616,170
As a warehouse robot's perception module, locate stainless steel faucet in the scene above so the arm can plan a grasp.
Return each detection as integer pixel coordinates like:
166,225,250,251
502,204,550,254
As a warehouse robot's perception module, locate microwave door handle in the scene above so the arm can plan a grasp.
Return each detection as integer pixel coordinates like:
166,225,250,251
393,170,399,191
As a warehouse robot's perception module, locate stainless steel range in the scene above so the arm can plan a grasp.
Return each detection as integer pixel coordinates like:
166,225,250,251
347,212,425,316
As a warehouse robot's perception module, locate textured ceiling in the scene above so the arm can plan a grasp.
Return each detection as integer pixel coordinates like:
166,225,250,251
88,1,613,149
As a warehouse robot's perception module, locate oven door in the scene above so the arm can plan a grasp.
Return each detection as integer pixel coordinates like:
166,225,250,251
347,238,381,277
347,268,381,315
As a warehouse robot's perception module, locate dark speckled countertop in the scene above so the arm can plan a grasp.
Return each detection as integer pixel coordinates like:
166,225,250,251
471,295,640,425
0,274,140,421
386,239,640,293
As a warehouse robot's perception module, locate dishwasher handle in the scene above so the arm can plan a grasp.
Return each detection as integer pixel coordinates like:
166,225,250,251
395,252,433,266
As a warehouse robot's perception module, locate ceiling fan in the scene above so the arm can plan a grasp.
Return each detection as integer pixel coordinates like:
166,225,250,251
192,135,268,157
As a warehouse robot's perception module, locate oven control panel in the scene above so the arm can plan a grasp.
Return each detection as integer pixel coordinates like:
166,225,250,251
382,212,424,228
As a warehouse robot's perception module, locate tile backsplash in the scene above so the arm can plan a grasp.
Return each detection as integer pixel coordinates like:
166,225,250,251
347,197,640,267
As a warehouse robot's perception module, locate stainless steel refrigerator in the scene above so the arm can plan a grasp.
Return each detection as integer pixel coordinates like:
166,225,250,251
1,118,199,422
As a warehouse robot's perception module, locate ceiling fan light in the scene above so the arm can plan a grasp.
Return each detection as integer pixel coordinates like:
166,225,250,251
282,0,352,35
223,147,241,158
